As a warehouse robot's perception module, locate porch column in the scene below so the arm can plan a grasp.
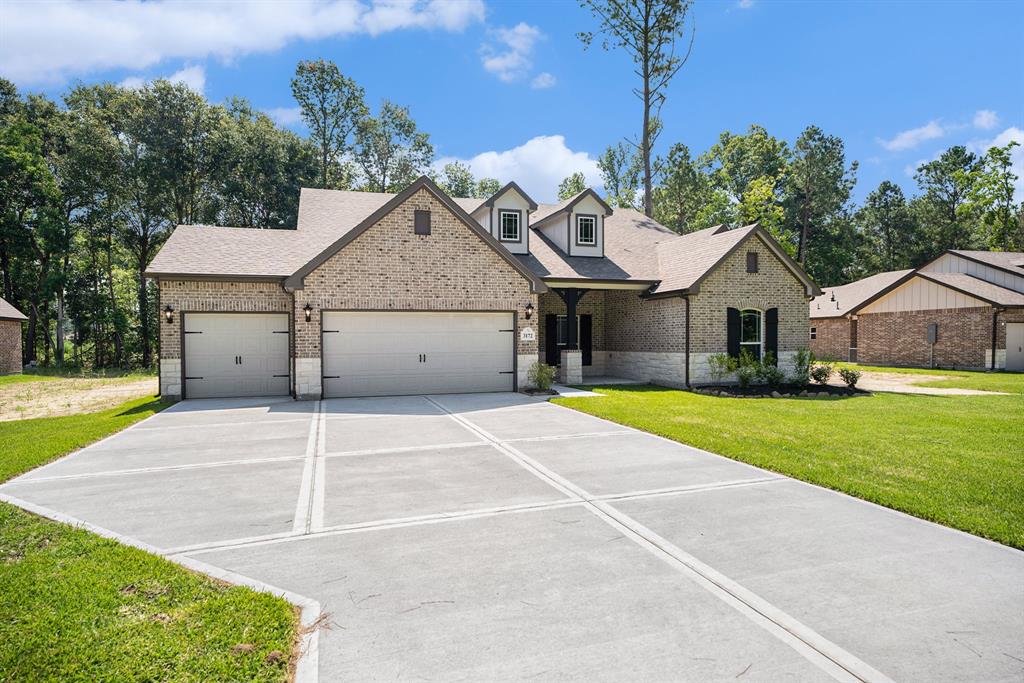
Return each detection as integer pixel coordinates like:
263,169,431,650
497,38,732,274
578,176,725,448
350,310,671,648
553,288,588,350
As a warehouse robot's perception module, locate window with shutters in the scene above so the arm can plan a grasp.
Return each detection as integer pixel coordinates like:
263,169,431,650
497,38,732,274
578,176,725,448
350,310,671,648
740,309,763,360
555,315,580,345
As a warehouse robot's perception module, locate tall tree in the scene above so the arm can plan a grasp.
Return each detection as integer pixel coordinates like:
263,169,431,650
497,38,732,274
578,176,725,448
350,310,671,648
784,125,857,267
597,142,640,208
701,124,789,205
738,175,789,252
913,145,979,253
354,101,433,193
970,141,1021,250
291,59,367,189
653,142,729,232
437,161,476,198
858,181,919,272
474,177,501,198
557,172,587,200
578,0,695,217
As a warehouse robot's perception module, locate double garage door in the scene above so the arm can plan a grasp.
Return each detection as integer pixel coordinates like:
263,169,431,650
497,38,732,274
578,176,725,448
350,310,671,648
182,311,515,399
322,311,515,398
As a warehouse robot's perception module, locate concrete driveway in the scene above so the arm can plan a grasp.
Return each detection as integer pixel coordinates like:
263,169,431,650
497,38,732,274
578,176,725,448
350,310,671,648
2,393,1022,682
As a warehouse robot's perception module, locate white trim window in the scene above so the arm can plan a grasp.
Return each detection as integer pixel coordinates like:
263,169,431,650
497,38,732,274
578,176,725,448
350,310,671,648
810,326,817,340
499,210,520,242
576,215,596,245
740,309,763,360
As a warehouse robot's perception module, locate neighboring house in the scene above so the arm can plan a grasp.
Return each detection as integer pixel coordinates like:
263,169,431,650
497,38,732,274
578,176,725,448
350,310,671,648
0,297,27,374
146,176,818,400
810,250,1024,370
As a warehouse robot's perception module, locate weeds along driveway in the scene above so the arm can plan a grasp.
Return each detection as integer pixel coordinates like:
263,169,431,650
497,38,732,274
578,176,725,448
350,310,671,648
1,393,1022,682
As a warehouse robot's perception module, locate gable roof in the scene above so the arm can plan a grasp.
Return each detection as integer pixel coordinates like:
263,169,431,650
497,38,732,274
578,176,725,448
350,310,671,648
480,181,538,211
916,272,1024,307
284,176,546,292
146,225,311,279
810,269,913,319
530,188,613,225
0,296,27,321
947,249,1024,275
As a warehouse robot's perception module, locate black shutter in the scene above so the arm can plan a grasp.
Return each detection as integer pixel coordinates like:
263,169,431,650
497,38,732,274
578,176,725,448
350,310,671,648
545,314,559,365
726,308,741,358
765,307,778,361
580,315,592,366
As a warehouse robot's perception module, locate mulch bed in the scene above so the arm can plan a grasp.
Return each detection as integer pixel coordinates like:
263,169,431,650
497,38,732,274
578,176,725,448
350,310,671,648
693,384,869,398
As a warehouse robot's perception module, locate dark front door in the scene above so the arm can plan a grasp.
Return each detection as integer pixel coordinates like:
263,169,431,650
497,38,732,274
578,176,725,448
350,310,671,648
580,314,592,366
545,314,559,365
544,313,593,366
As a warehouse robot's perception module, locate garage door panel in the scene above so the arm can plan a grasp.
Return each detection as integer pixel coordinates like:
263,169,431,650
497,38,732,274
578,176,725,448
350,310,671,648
323,312,514,398
184,313,290,399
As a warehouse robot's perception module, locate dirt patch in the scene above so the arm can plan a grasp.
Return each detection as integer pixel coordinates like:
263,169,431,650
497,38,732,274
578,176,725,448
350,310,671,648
0,376,159,421
829,371,1007,396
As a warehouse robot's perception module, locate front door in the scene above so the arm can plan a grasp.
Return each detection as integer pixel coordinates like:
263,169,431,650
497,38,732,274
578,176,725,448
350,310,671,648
543,314,592,366
1007,323,1024,371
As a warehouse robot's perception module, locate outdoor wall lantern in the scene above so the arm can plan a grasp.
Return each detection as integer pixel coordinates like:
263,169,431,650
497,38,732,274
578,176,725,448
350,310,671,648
525,302,534,320
163,305,174,324
303,303,313,322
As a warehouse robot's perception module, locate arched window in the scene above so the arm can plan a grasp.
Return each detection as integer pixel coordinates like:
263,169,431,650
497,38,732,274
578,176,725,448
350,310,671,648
740,309,763,361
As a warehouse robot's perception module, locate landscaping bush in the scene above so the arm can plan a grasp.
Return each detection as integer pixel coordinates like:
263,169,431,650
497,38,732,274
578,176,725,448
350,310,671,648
707,353,737,384
810,362,833,385
528,361,557,391
838,367,862,388
756,353,785,387
790,348,813,386
736,349,758,388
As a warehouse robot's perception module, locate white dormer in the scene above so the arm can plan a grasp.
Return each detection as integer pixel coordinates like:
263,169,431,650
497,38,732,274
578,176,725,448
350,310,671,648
470,181,537,256
531,188,613,258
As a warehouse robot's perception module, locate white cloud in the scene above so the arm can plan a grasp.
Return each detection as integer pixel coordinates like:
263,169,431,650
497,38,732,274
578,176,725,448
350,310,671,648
878,121,946,152
530,72,556,90
480,22,542,82
0,0,485,84
265,106,304,127
973,109,999,130
437,135,601,203
118,64,206,93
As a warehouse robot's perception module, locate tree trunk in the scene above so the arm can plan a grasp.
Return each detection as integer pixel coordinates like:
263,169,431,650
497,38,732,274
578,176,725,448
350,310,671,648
56,291,65,367
138,268,151,367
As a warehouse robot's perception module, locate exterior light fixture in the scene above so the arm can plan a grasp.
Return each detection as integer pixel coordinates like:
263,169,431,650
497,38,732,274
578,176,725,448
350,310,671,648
525,302,534,320
303,303,313,322
163,305,174,324
830,292,836,302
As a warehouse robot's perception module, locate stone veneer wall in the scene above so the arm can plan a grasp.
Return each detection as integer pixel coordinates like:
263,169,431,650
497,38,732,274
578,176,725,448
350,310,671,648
857,306,1023,369
157,279,293,399
0,319,23,374
604,291,688,386
292,187,538,399
810,317,851,362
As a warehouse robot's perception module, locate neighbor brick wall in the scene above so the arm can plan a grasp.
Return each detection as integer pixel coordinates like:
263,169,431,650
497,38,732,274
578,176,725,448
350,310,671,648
0,319,22,373
810,317,851,362
292,187,538,359
857,306,997,368
688,235,809,355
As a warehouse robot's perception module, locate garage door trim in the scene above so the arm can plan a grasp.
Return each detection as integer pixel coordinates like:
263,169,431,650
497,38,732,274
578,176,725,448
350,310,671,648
319,308,518,398
181,310,292,400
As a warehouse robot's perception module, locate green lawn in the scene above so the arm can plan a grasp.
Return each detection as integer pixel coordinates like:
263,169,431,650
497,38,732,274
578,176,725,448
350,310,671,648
0,373,61,387
554,386,1024,549
834,362,1024,394
0,396,299,682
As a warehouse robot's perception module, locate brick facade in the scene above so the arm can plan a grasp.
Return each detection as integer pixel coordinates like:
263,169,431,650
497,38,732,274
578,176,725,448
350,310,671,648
810,317,851,362
857,306,1024,369
0,319,22,374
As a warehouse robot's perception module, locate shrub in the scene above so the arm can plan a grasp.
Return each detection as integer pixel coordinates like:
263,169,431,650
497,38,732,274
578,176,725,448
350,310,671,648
707,353,737,384
736,349,758,388
810,362,833,385
756,353,785,387
790,348,813,386
528,362,557,391
838,367,862,388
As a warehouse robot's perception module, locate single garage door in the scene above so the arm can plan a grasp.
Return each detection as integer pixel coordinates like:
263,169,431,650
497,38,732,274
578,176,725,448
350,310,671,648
322,311,515,398
183,313,290,399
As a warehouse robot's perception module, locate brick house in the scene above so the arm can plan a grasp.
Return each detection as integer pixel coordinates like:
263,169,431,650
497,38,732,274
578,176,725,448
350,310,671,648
146,176,818,400
810,251,1024,370
0,296,27,374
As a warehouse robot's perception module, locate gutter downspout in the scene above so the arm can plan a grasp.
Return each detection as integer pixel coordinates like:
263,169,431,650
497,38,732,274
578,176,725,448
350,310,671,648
683,293,690,387
991,308,1002,371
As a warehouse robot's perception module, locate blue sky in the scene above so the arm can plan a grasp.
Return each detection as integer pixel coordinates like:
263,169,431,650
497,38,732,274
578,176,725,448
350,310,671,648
2,0,1022,204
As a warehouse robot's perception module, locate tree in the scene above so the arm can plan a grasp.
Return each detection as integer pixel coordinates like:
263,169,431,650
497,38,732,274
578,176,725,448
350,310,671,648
598,142,640,208
783,125,856,267
701,125,789,205
291,59,367,189
858,181,919,271
652,142,729,233
474,177,501,198
970,141,1021,250
437,161,476,198
558,172,587,200
578,0,695,217
914,146,979,253
738,176,788,252
354,101,433,193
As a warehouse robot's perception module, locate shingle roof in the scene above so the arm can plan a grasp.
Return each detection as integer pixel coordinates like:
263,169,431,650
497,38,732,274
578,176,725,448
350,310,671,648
146,225,313,278
0,296,27,321
809,269,913,319
918,272,1024,307
950,250,1024,273
530,189,612,225
652,224,754,293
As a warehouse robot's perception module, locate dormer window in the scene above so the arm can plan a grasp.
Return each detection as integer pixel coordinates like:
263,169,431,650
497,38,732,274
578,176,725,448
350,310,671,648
576,215,596,246
499,210,521,242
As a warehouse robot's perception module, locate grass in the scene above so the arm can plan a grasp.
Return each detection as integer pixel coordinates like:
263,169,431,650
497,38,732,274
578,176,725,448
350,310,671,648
555,386,1024,549
833,362,1024,394
0,395,299,682
0,373,61,387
